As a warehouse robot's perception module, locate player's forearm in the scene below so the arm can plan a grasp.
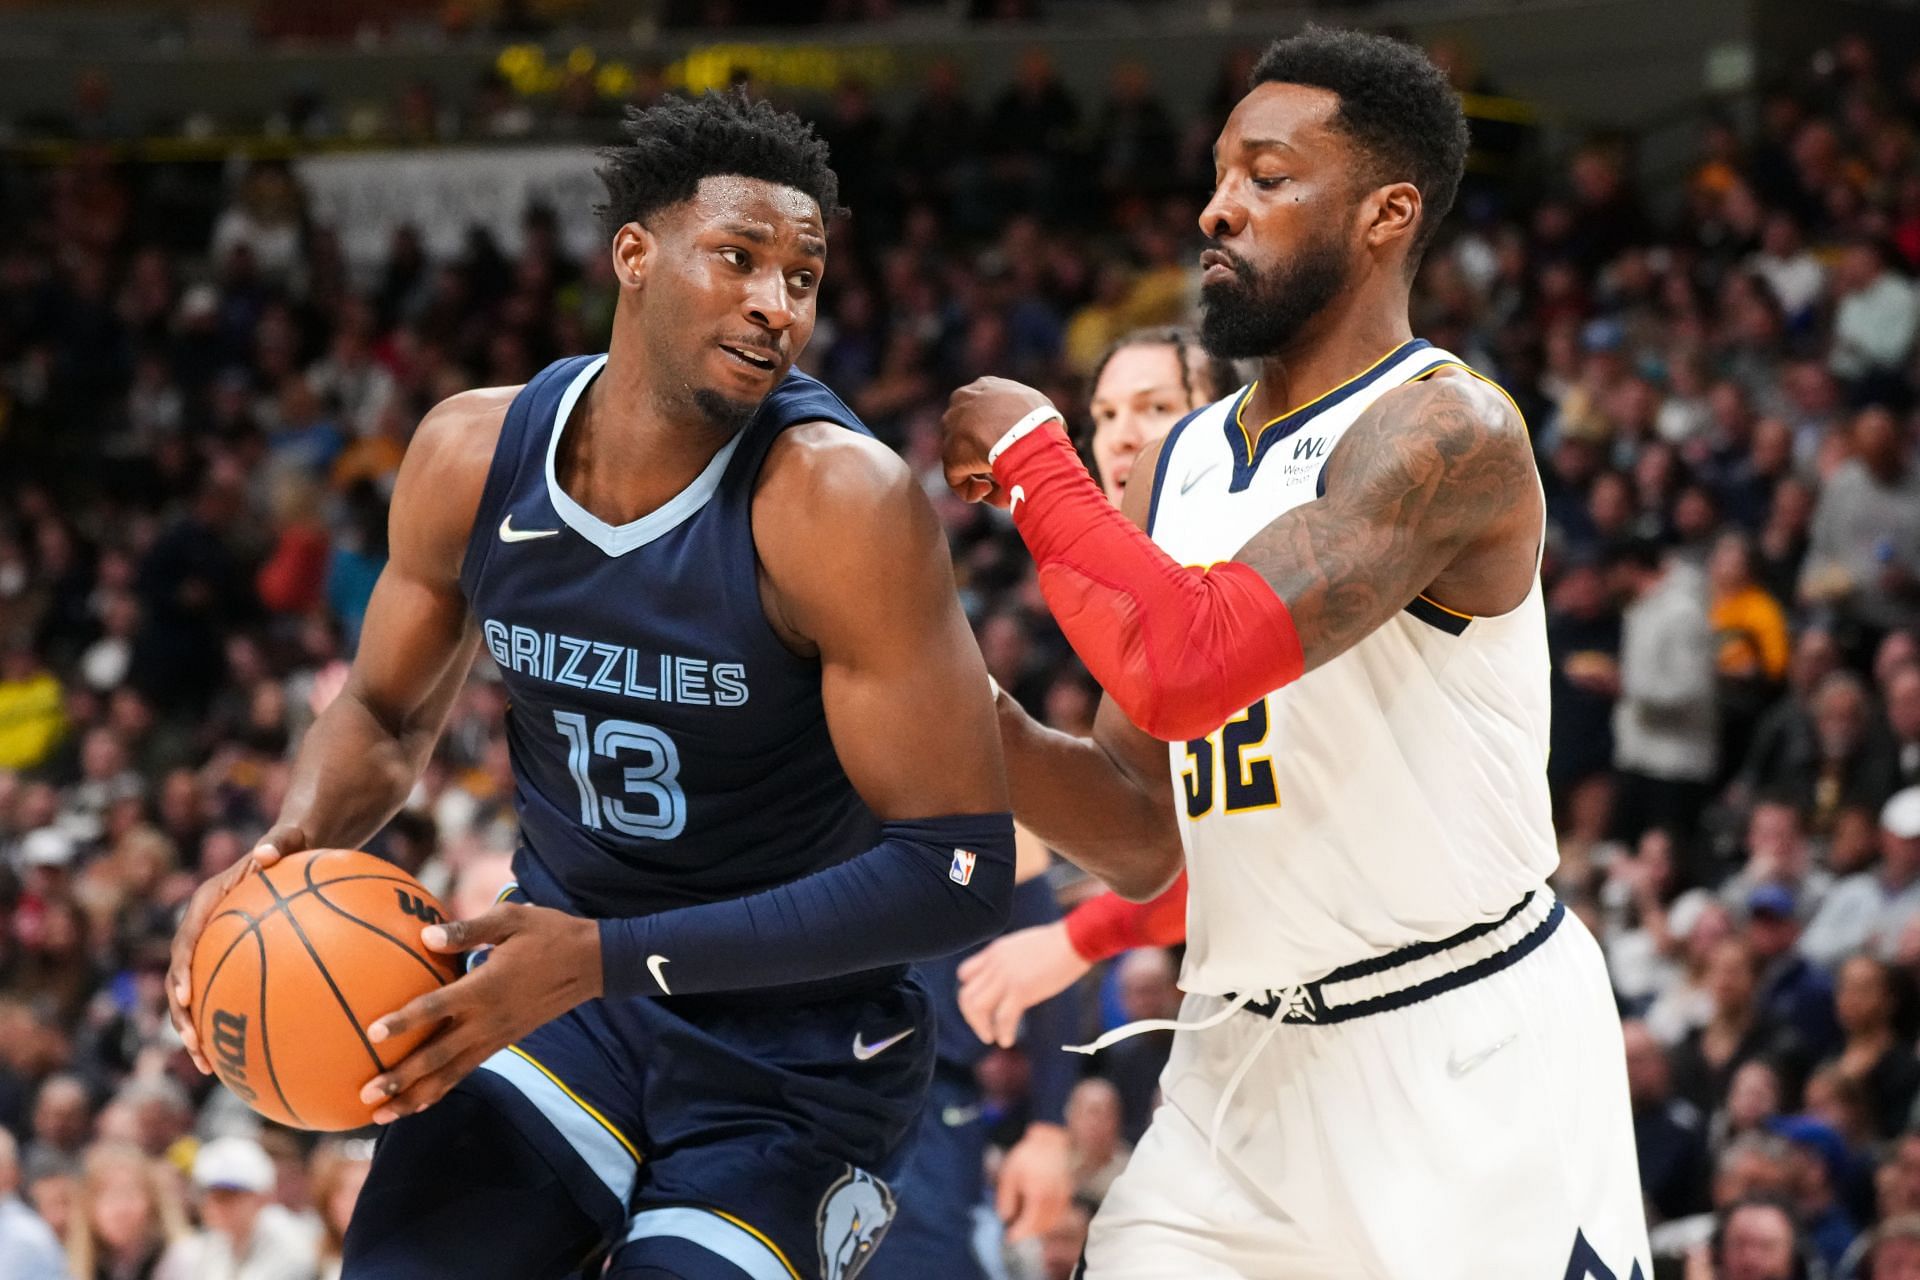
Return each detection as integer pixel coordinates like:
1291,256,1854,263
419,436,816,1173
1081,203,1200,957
271,689,435,851
995,694,1181,902
597,813,1015,999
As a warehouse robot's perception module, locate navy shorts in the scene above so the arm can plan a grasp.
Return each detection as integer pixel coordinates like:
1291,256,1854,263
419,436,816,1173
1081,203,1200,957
343,897,933,1280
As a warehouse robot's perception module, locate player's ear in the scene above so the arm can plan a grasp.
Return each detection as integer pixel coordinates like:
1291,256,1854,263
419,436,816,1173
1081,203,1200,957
610,222,654,290
1362,181,1421,255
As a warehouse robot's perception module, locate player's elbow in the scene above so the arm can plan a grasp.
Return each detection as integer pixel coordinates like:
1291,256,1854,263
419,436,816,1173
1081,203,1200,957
1115,679,1230,743
1109,839,1183,903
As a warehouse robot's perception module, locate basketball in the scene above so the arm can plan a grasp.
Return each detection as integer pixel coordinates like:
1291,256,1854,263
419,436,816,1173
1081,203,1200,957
190,849,460,1132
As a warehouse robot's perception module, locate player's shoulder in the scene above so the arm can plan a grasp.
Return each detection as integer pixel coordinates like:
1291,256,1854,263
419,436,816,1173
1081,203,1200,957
406,385,522,472
757,417,918,531
390,385,523,576
1379,360,1528,445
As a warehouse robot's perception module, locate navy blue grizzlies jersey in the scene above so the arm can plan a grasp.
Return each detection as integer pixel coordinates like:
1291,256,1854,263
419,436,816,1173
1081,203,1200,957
458,354,883,944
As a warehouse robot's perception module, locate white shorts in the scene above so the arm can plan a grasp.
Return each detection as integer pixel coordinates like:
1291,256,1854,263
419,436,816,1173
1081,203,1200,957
1082,895,1650,1280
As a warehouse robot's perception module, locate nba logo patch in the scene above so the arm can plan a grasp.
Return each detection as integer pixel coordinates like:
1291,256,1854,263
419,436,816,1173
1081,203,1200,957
949,849,977,886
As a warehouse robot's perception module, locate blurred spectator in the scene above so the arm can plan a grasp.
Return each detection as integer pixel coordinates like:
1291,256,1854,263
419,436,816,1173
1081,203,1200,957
26,1076,93,1173
1802,788,1920,968
1625,1019,1712,1222
1702,1196,1806,1280
65,1143,186,1280
1091,948,1179,1144
1063,1079,1129,1207
306,1140,369,1280
1827,240,1919,404
1768,1114,1861,1271
1612,541,1718,846
1862,1214,1920,1280
1719,803,1830,925
1711,531,1791,778
1827,954,1920,1139
1669,937,1804,1113
153,1137,316,1280
1801,404,1920,642
1750,671,1900,835
1894,665,1920,793
1746,887,1841,1062
1649,1133,1791,1263
0,1126,66,1280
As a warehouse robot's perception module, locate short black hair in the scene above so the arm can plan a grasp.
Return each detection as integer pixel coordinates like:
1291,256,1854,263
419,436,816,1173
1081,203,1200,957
595,88,843,239
1250,27,1469,263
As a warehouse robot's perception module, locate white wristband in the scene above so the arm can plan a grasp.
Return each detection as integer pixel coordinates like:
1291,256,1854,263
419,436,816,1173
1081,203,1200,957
986,406,1065,468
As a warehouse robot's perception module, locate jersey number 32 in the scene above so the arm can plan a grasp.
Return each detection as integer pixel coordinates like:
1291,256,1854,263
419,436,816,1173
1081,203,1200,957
1182,699,1279,819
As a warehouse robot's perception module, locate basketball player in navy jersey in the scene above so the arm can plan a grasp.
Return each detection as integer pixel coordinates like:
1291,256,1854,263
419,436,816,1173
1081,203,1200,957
166,90,1015,1280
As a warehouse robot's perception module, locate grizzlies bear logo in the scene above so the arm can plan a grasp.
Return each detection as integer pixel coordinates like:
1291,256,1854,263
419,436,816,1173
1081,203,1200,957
817,1167,895,1280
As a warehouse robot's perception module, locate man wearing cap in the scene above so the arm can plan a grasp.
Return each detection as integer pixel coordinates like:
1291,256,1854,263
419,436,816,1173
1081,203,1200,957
1748,884,1843,1062
1802,787,1920,970
14,827,76,876
154,1136,318,1280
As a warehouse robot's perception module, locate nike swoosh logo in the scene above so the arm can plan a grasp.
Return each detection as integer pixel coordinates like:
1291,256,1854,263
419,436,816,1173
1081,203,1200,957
646,954,672,994
1446,1032,1517,1079
941,1104,982,1128
499,514,561,543
1179,463,1220,495
852,1027,914,1061
1008,484,1026,516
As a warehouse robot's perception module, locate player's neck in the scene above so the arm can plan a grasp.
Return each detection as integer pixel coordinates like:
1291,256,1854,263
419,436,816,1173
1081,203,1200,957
558,353,738,527
1244,294,1413,429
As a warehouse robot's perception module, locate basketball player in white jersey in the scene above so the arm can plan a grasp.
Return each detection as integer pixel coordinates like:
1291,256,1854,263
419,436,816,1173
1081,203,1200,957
939,28,1652,1280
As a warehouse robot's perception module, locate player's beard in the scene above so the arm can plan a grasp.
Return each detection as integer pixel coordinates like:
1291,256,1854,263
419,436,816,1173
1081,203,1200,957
692,387,762,434
1199,230,1352,361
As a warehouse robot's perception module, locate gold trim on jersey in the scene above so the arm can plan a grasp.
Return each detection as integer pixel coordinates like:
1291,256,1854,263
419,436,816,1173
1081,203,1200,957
1232,341,1419,465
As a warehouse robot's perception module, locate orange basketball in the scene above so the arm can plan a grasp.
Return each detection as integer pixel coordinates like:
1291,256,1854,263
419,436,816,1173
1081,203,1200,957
190,849,460,1131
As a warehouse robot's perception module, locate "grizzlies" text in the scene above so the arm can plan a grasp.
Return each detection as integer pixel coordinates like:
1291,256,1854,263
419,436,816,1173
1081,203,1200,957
483,620,749,707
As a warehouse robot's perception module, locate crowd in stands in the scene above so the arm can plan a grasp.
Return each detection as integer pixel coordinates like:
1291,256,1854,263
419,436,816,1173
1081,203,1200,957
2,23,1920,1280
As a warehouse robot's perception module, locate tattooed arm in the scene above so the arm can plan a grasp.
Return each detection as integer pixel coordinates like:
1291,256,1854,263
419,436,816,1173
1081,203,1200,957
1233,367,1540,670
940,368,1541,741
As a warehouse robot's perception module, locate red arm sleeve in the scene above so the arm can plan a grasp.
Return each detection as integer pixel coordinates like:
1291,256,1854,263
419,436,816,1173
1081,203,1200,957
1063,872,1189,962
994,423,1302,741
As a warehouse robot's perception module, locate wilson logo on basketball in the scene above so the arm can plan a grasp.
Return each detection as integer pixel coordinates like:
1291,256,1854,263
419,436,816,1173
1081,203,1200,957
393,891,445,926
210,1010,257,1104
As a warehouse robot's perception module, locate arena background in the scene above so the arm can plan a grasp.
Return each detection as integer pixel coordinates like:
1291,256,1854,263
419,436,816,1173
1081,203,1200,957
2,1,1919,1277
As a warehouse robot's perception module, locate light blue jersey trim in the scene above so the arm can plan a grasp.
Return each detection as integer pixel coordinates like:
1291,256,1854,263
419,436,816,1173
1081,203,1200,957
473,1047,638,1204
543,354,745,557
624,1206,796,1280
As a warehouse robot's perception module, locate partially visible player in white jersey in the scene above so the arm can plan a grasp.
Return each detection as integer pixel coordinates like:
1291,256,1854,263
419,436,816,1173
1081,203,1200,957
938,26,1652,1280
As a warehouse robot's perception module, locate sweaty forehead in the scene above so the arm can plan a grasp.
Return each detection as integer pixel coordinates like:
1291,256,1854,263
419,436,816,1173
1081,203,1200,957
677,175,826,246
1218,82,1344,162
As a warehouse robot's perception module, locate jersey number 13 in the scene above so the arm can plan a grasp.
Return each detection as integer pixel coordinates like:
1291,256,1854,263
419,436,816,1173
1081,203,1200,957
552,711,688,840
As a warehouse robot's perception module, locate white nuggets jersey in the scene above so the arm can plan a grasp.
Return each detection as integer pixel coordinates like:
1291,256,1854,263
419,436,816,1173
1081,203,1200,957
1145,339,1556,994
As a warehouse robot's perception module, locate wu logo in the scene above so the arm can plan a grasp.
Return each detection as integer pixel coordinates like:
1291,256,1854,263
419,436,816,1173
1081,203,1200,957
1563,1230,1645,1280
394,891,445,926
1292,435,1329,461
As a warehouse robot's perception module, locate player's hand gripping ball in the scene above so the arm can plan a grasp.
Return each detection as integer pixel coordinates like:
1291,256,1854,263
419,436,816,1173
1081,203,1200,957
187,849,459,1131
